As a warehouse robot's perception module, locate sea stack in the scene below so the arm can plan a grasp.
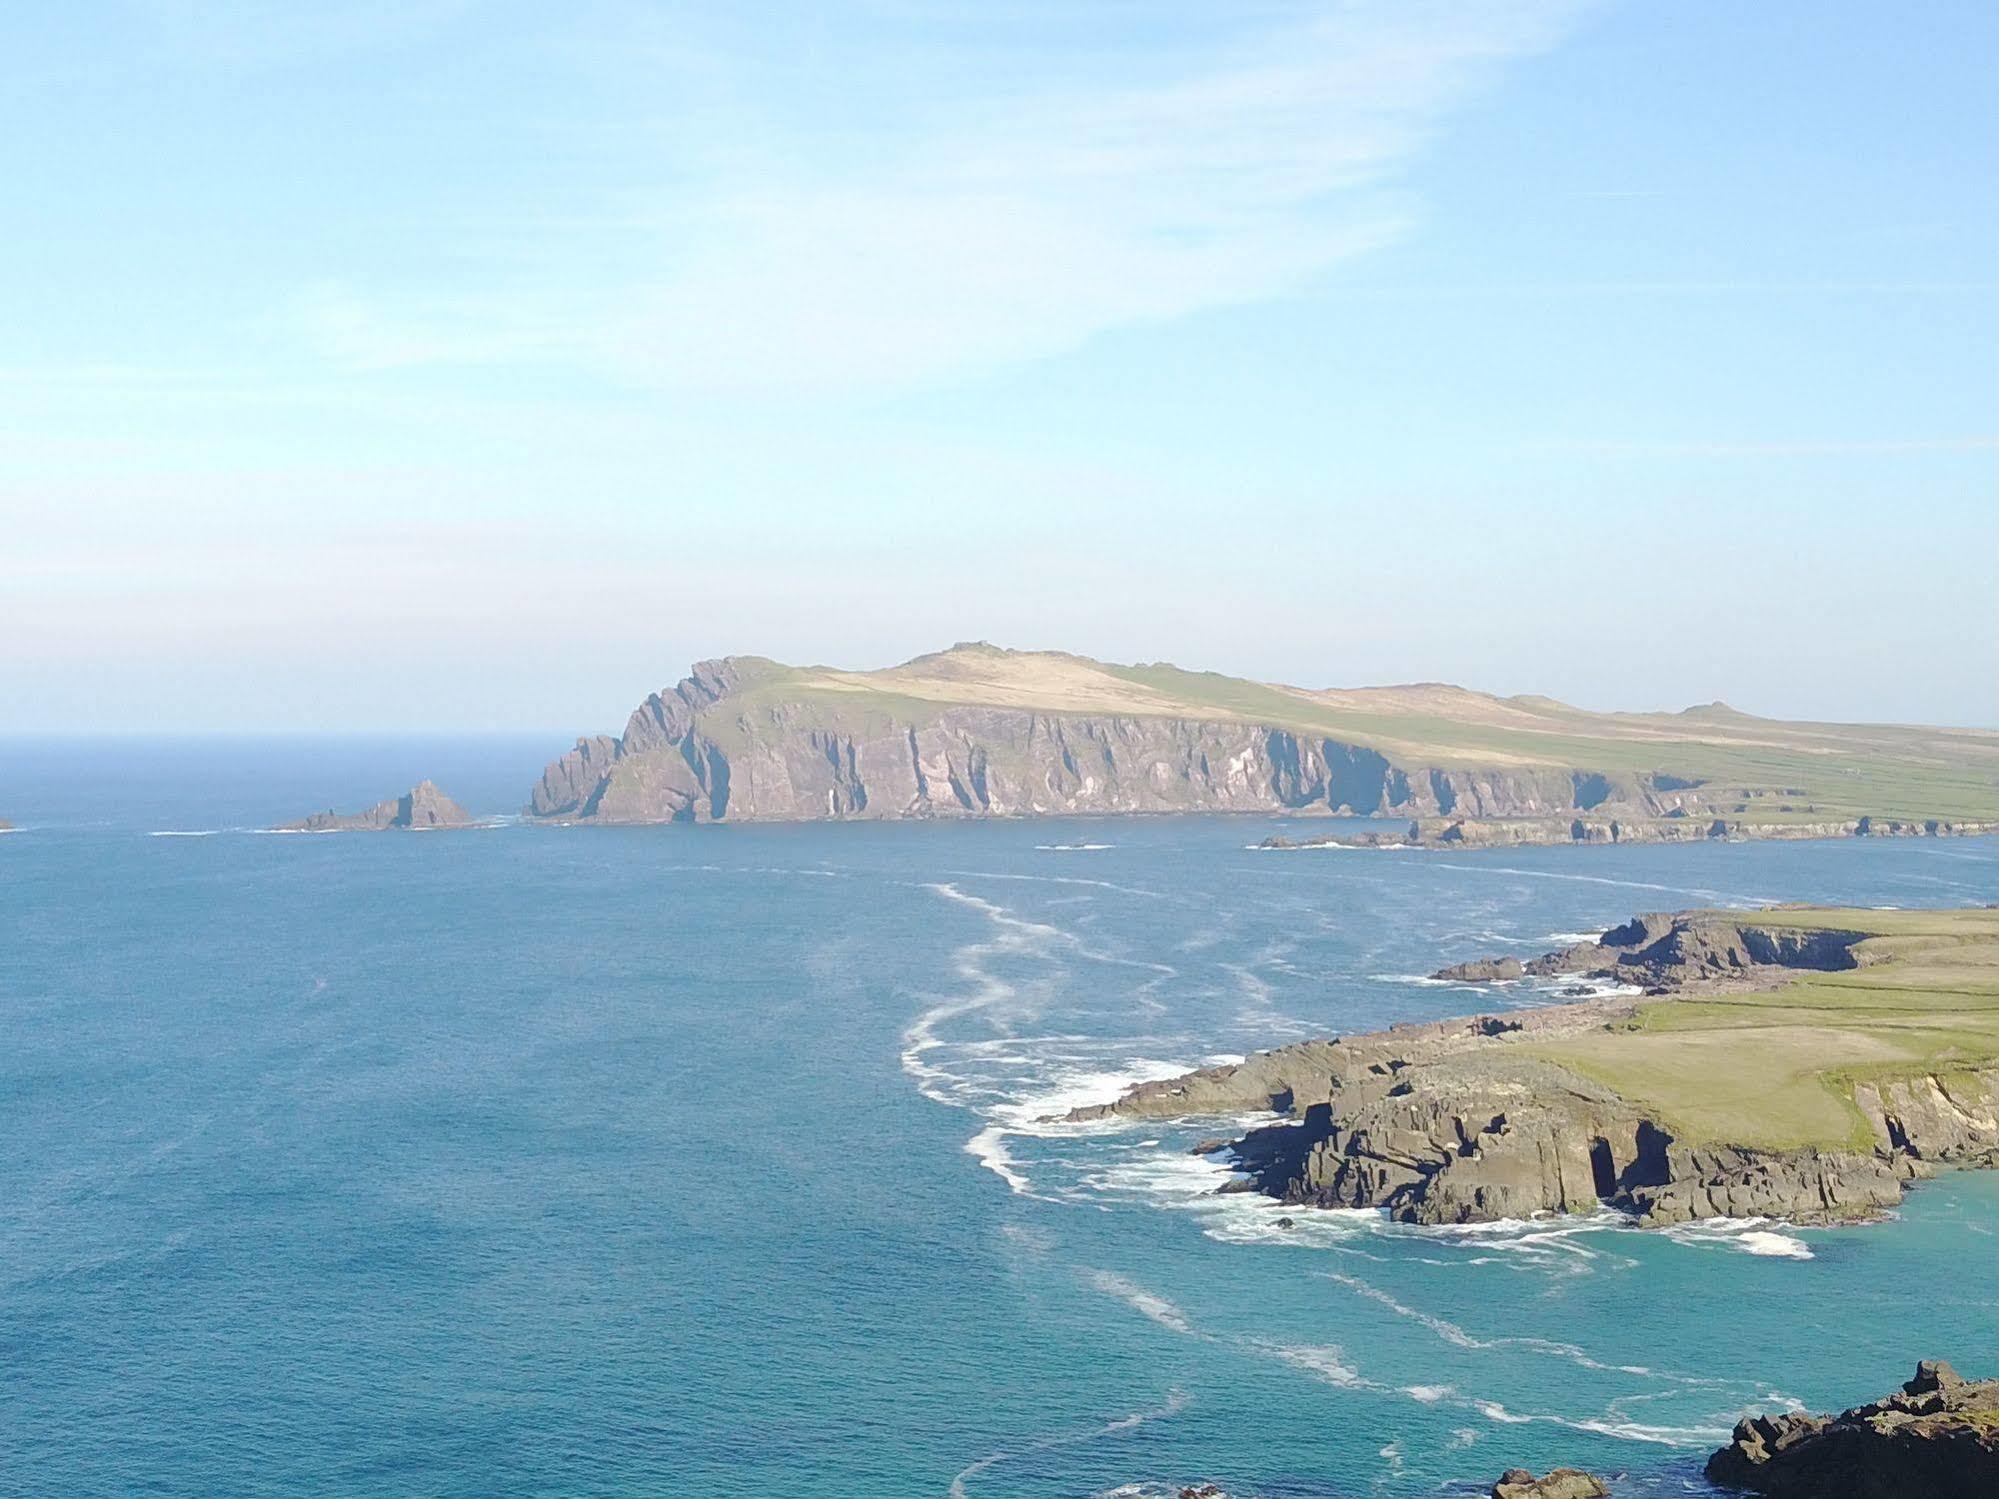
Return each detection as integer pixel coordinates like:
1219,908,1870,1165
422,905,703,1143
281,781,477,832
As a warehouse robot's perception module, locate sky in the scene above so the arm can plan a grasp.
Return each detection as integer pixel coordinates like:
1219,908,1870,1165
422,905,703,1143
5,1,1997,734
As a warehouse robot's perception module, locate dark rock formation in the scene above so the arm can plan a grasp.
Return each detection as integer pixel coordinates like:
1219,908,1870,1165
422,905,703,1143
281,781,476,832
1705,1361,1999,1496
1433,911,1869,994
1491,1469,1609,1499
1259,814,1997,853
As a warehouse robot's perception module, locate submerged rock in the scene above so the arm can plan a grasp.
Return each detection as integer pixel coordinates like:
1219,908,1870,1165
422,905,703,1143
1705,1360,1999,1495
281,781,476,832
1491,1469,1609,1499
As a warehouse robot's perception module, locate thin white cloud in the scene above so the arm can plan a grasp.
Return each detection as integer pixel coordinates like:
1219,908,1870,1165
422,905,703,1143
297,0,1594,391
1558,436,1999,457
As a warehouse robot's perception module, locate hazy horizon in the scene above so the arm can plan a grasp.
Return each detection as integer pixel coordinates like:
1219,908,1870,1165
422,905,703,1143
7,2,1996,733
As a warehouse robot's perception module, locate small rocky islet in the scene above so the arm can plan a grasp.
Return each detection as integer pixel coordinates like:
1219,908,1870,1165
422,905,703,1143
279,780,477,832
1069,906,1999,1229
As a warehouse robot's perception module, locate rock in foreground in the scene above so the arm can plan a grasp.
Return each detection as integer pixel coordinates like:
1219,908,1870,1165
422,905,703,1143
281,781,476,832
1706,1360,1999,1496
1491,1469,1609,1499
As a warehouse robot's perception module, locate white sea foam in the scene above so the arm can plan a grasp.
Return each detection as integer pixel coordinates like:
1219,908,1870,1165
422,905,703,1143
964,1125,1032,1195
1085,1270,1194,1335
1248,839,1419,852
1035,842,1115,851
1252,1339,1364,1387
1660,1218,1814,1260
1404,1384,1453,1402
149,829,225,837
1320,1268,1705,1382
946,1389,1190,1499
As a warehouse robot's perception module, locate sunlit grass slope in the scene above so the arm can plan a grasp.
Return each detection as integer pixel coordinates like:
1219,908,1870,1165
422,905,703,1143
1529,907,1999,1151
694,643,1999,820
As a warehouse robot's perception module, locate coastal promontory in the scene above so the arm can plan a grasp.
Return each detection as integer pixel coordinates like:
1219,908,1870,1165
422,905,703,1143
1070,906,1999,1229
280,781,476,832
1706,1360,1999,1496
525,644,1999,835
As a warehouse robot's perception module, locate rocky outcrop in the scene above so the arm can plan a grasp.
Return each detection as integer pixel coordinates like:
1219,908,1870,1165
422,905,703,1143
1433,911,1870,993
1067,910,1999,1228
1491,1469,1609,1499
1706,1361,1999,1496
1261,814,1998,852
280,781,476,832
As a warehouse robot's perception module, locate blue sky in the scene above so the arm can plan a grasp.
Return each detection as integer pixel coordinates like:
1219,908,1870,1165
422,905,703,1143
6,1,1996,732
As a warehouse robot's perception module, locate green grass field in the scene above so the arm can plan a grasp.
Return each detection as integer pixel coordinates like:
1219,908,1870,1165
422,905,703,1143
1527,908,1999,1151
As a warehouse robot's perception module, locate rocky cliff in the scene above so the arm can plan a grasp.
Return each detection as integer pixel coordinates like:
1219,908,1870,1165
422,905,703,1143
281,781,477,832
1706,1360,1999,1496
525,645,1999,827
1068,909,1999,1228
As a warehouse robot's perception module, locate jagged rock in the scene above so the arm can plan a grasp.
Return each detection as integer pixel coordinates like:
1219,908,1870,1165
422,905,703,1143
1436,956,1526,982
1705,1361,1999,1495
1491,1468,1609,1499
1433,911,1869,994
281,781,476,832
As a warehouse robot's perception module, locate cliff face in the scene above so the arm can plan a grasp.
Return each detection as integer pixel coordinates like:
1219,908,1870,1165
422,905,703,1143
528,659,1682,825
526,646,1999,827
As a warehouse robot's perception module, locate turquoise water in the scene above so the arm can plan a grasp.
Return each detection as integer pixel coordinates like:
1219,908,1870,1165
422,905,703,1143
4,740,1998,1498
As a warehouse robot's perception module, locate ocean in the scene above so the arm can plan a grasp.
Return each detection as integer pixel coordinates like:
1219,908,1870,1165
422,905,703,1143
3,738,1997,1497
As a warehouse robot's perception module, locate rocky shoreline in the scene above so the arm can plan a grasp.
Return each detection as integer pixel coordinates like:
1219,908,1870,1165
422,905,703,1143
1067,909,1999,1228
1706,1360,1999,1496
1156,1361,1996,1497
1259,814,1997,852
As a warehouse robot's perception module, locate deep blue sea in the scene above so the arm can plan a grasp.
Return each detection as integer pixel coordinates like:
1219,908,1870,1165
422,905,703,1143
4,738,1998,1498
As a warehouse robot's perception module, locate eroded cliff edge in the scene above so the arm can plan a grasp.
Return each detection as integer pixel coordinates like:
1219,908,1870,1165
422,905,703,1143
1067,907,1999,1228
523,645,1999,827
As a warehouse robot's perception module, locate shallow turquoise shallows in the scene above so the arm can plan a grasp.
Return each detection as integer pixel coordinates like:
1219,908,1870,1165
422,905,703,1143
3,740,1997,1498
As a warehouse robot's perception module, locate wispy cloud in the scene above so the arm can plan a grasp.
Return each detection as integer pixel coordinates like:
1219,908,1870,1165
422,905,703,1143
1558,436,1999,457
294,0,1593,392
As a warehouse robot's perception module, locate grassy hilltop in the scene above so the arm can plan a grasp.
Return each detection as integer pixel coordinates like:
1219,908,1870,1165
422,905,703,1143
701,643,1999,822
1530,907,1999,1151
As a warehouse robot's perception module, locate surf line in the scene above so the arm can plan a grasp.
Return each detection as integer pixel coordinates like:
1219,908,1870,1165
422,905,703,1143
946,1388,1190,1499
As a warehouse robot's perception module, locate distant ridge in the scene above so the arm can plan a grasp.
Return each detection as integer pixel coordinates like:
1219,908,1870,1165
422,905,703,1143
525,644,1999,828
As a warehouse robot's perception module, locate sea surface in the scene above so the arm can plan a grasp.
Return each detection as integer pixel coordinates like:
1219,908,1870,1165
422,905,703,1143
4,738,1998,1498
